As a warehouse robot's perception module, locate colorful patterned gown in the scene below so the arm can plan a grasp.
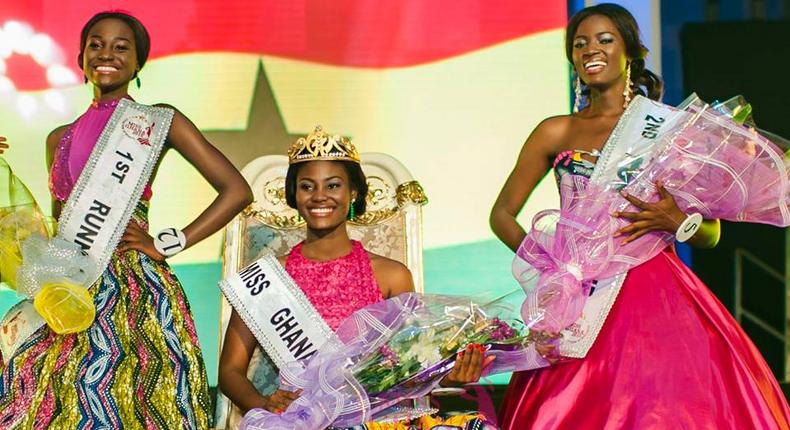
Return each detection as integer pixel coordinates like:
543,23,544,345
0,99,211,429
497,150,790,429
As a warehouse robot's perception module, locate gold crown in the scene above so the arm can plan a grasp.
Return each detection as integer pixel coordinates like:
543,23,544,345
287,125,361,164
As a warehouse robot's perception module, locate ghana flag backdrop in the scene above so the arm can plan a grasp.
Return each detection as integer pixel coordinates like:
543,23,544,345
0,0,568,384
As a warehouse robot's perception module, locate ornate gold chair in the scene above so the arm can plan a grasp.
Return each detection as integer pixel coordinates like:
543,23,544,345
213,152,428,429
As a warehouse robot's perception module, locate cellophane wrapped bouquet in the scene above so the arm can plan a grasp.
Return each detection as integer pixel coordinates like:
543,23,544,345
241,94,790,430
0,157,94,335
513,94,790,349
241,293,547,430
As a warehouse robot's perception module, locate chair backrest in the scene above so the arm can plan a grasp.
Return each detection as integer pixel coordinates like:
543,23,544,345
214,152,427,428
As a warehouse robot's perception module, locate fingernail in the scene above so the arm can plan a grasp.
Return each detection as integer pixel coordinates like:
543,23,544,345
620,190,627,196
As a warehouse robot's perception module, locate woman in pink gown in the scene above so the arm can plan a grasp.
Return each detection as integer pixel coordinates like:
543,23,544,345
490,4,790,429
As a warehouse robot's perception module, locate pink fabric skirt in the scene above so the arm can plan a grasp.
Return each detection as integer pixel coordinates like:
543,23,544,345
498,250,790,429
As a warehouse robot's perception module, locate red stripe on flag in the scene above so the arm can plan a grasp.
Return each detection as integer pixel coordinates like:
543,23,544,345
0,0,565,90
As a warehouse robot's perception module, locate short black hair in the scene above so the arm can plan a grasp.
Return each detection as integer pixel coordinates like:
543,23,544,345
285,160,368,216
78,11,151,77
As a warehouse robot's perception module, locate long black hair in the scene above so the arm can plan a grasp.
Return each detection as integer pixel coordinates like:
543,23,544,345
566,3,663,101
78,11,151,78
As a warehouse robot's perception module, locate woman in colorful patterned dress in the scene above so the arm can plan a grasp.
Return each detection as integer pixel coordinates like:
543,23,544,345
219,128,491,423
0,11,252,429
490,4,790,429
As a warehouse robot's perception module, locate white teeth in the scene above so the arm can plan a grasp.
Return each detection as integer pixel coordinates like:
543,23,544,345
96,66,118,72
584,61,607,70
309,208,333,214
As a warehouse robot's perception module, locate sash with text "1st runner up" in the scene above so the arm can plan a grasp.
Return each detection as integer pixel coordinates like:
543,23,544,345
0,99,173,359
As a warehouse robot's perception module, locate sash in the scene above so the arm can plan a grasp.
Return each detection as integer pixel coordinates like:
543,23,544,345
559,96,687,358
0,99,173,359
220,254,334,369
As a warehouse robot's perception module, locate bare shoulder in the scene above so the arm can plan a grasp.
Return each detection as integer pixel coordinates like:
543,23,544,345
153,103,187,120
153,102,179,112
368,252,410,275
529,115,572,148
368,252,414,295
46,124,71,148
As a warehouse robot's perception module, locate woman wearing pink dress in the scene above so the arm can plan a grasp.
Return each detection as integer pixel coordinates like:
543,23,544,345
219,128,490,421
490,4,790,429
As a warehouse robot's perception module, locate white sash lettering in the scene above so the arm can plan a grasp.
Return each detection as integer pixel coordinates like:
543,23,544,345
220,254,332,369
0,99,174,359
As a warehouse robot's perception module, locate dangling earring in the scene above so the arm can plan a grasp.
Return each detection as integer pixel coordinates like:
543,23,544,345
347,200,355,221
136,76,141,89
622,61,632,108
573,75,582,113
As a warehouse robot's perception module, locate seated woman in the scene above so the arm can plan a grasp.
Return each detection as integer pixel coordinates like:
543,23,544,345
219,127,489,417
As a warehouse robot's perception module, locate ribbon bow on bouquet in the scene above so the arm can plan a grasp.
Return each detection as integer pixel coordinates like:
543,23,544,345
0,157,95,334
513,95,790,351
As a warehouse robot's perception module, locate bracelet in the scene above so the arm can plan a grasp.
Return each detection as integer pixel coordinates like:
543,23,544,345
153,227,186,257
675,213,703,243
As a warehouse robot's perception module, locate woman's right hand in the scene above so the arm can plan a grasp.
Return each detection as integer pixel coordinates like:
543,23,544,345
262,389,302,414
0,136,8,154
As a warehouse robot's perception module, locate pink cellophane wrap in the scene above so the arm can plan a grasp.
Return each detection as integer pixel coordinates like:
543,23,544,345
240,293,548,430
514,95,790,339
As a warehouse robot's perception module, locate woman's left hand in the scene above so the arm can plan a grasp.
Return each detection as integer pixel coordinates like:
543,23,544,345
440,344,496,387
118,222,165,261
613,180,686,244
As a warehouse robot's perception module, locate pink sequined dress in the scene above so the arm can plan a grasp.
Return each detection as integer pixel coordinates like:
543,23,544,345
497,150,790,430
286,240,384,331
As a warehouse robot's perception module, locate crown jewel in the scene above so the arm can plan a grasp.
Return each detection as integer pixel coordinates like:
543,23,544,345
287,125,361,165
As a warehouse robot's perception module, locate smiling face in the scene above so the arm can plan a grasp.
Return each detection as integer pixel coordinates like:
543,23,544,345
294,160,357,232
571,14,629,89
81,18,138,94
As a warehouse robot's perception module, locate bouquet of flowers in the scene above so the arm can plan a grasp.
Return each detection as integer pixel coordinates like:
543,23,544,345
513,94,790,346
0,157,50,290
241,293,548,430
354,307,523,397
0,157,94,335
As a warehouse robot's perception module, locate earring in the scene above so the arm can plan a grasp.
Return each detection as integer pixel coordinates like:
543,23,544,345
573,75,582,113
623,62,632,108
136,76,141,89
348,200,355,220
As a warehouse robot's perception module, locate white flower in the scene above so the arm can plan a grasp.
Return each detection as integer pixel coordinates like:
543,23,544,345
403,330,442,366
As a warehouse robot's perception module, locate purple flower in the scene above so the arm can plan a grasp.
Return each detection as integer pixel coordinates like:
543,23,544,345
489,319,516,341
380,344,400,366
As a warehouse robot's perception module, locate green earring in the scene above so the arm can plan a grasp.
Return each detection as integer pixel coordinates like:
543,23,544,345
136,76,141,89
348,200,355,220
